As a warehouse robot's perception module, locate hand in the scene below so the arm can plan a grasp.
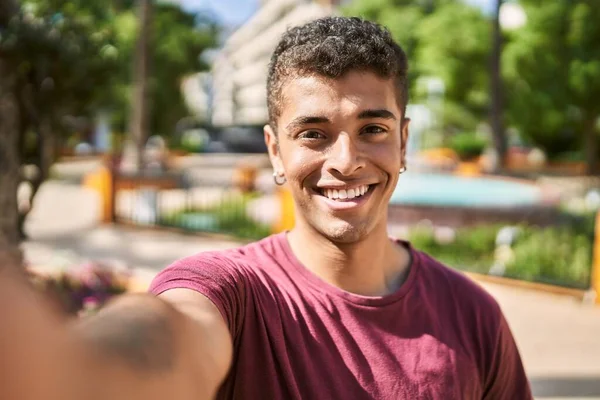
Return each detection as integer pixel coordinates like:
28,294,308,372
0,258,84,400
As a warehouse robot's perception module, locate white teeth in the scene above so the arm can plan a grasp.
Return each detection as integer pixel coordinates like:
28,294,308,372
323,185,370,201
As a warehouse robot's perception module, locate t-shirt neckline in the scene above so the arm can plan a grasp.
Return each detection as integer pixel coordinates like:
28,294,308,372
274,232,420,307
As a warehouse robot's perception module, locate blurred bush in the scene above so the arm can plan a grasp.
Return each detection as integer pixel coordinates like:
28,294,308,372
409,224,498,273
408,213,595,289
506,226,592,288
448,132,487,161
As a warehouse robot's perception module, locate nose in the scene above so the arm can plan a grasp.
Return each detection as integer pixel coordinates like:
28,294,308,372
325,133,365,176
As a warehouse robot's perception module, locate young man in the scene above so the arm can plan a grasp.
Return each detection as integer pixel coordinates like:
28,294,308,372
0,17,532,400
149,17,532,399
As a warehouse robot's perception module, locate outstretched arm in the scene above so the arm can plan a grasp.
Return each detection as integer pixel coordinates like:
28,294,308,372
74,289,233,400
0,261,232,400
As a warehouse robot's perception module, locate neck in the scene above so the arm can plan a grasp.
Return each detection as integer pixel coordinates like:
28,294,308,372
287,221,411,297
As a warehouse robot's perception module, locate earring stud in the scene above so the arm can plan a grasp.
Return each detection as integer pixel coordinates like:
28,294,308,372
273,171,287,186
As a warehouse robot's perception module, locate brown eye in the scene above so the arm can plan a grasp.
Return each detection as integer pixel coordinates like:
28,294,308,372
299,130,326,140
362,125,386,135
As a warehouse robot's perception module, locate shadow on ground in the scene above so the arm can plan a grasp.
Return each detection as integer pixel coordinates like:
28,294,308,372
531,376,600,397
24,225,240,272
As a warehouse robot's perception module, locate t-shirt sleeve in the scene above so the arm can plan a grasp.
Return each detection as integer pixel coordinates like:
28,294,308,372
148,252,246,338
482,313,533,400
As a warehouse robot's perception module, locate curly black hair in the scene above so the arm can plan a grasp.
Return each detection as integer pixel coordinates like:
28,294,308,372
267,16,409,130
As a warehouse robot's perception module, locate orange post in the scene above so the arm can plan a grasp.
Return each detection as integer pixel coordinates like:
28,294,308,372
83,166,113,223
273,186,295,234
592,211,600,304
456,161,483,177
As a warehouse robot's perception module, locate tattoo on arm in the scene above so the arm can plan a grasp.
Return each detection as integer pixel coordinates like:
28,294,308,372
75,296,178,373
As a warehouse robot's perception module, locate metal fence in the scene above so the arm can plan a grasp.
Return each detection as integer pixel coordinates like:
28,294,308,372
112,168,277,241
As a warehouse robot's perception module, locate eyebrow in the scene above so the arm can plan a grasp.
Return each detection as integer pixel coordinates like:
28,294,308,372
285,116,330,134
358,109,397,120
284,109,397,135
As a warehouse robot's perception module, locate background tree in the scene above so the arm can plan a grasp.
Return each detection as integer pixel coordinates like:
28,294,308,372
0,0,22,260
503,0,600,173
109,2,219,141
343,0,498,151
490,0,506,169
1,0,120,239
0,0,220,249
415,2,490,133
129,0,152,171
343,0,453,95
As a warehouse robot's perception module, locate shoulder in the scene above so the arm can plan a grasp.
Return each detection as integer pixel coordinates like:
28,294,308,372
414,249,503,325
413,249,517,381
147,235,281,336
148,234,281,296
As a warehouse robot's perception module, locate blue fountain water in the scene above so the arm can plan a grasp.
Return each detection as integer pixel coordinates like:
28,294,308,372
390,173,542,208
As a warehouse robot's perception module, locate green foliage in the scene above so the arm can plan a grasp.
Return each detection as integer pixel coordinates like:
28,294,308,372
1,0,219,144
344,0,600,164
343,0,444,100
343,0,490,133
408,217,594,289
505,226,592,288
408,224,498,273
104,2,219,136
0,2,120,121
415,2,491,132
145,5,218,136
503,0,600,157
448,132,487,161
162,194,271,240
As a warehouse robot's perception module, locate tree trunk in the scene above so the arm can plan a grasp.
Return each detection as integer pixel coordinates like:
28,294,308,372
17,115,55,239
0,0,21,261
583,114,599,175
0,61,22,262
0,0,18,26
490,0,507,171
128,0,153,173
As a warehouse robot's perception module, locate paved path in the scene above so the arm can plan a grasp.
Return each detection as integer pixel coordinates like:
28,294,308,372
484,283,600,399
23,181,600,399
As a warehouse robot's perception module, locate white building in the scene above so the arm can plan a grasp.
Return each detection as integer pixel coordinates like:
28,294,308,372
211,0,346,127
181,72,212,121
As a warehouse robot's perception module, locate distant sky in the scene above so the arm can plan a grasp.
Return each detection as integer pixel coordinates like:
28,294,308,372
179,0,496,27
180,0,259,27
464,0,495,15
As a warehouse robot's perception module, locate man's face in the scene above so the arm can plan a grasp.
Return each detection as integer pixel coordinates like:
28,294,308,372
265,71,409,243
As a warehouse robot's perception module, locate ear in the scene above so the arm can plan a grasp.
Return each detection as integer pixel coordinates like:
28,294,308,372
264,124,284,174
400,117,411,166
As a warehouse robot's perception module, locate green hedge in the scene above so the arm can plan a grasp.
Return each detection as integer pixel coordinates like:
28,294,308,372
448,132,487,161
408,215,595,289
409,224,498,273
161,193,271,240
505,226,592,288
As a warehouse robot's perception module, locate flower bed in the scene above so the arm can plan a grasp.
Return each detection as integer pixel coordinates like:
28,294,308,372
28,262,131,316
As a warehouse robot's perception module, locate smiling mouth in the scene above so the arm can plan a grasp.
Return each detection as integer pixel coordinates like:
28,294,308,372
317,185,373,201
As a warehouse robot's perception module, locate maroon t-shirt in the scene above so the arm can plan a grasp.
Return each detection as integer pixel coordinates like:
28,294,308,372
149,233,532,399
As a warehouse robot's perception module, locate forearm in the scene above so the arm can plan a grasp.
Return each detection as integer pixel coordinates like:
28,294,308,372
73,294,222,400
0,258,228,400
